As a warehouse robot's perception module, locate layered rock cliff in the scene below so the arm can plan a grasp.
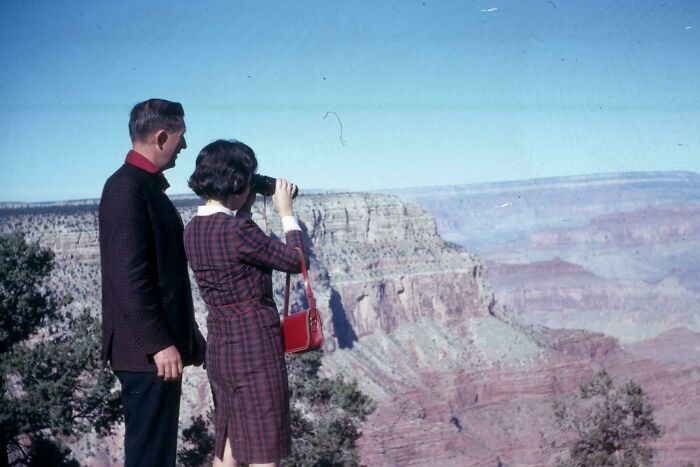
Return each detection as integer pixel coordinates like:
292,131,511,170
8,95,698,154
286,193,492,344
0,193,498,464
397,171,700,344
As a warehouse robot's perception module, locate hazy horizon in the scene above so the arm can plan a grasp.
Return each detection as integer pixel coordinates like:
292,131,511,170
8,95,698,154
1,169,698,205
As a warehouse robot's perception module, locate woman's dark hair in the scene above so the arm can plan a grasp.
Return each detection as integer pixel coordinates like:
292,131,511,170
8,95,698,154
129,98,185,142
188,140,258,200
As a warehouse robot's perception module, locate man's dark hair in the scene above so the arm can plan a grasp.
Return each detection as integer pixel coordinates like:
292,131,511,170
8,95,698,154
129,98,185,142
188,140,258,201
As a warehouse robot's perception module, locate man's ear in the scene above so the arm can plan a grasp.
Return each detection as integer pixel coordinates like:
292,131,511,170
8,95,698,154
156,130,168,149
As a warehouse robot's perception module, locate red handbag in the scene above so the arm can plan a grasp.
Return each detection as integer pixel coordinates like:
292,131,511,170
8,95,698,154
282,247,324,353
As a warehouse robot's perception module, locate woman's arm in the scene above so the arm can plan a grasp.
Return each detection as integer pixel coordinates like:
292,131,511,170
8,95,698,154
233,218,308,273
233,177,309,271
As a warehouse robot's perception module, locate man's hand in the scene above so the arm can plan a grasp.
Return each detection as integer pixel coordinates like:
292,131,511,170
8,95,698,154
153,345,183,381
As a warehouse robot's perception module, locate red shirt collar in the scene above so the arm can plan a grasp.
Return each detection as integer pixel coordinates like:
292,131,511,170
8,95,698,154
125,150,170,191
125,150,160,174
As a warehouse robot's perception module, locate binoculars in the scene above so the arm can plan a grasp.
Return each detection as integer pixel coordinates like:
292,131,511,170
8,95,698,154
250,175,298,199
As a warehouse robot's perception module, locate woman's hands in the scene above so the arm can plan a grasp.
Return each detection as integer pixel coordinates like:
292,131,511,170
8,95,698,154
273,178,296,217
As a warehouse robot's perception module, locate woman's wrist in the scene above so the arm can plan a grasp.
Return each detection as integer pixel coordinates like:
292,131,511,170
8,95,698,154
277,208,293,217
281,214,301,233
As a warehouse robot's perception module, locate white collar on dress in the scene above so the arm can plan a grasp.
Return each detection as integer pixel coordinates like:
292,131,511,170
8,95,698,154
196,204,234,217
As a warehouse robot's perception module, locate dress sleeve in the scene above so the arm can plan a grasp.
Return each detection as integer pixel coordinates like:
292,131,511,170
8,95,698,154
234,217,309,273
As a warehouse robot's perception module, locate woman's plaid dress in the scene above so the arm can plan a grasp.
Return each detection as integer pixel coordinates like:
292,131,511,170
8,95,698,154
184,206,307,464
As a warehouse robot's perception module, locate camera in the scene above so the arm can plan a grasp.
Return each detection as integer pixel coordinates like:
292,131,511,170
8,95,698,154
250,174,298,199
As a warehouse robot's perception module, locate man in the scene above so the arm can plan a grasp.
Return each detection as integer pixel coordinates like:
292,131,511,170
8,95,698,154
99,98,205,467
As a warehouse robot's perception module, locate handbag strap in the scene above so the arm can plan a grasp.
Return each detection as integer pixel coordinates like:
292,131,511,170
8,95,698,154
283,247,315,318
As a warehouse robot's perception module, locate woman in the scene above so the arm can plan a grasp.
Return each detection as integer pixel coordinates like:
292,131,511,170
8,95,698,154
183,139,307,467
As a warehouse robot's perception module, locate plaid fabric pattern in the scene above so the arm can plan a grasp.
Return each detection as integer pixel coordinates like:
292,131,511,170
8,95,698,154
183,212,307,463
99,163,206,372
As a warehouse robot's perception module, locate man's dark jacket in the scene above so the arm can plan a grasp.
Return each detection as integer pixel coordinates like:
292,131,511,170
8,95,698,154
99,162,205,372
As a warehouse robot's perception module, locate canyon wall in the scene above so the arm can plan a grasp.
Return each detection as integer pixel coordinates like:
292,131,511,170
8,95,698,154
397,171,700,344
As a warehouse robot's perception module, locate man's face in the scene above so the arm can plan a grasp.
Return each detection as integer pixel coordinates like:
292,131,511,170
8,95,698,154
159,119,187,170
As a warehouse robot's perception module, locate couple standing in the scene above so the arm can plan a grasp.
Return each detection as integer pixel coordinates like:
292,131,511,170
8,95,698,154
99,98,307,467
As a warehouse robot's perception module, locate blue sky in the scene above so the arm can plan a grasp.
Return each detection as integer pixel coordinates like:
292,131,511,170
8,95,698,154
1,0,698,202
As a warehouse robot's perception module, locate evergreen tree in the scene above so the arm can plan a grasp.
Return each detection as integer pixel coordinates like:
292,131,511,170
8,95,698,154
283,351,375,467
0,232,121,466
178,351,375,466
178,413,215,467
552,369,662,467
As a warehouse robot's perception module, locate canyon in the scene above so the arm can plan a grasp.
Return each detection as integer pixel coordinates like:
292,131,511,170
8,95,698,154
397,171,700,345
1,171,698,466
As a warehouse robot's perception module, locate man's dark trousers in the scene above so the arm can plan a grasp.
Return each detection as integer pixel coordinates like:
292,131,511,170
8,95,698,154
116,372,182,467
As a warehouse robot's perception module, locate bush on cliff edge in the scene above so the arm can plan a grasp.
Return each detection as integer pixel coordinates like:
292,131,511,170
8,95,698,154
0,232,121,467
552,369,661,467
